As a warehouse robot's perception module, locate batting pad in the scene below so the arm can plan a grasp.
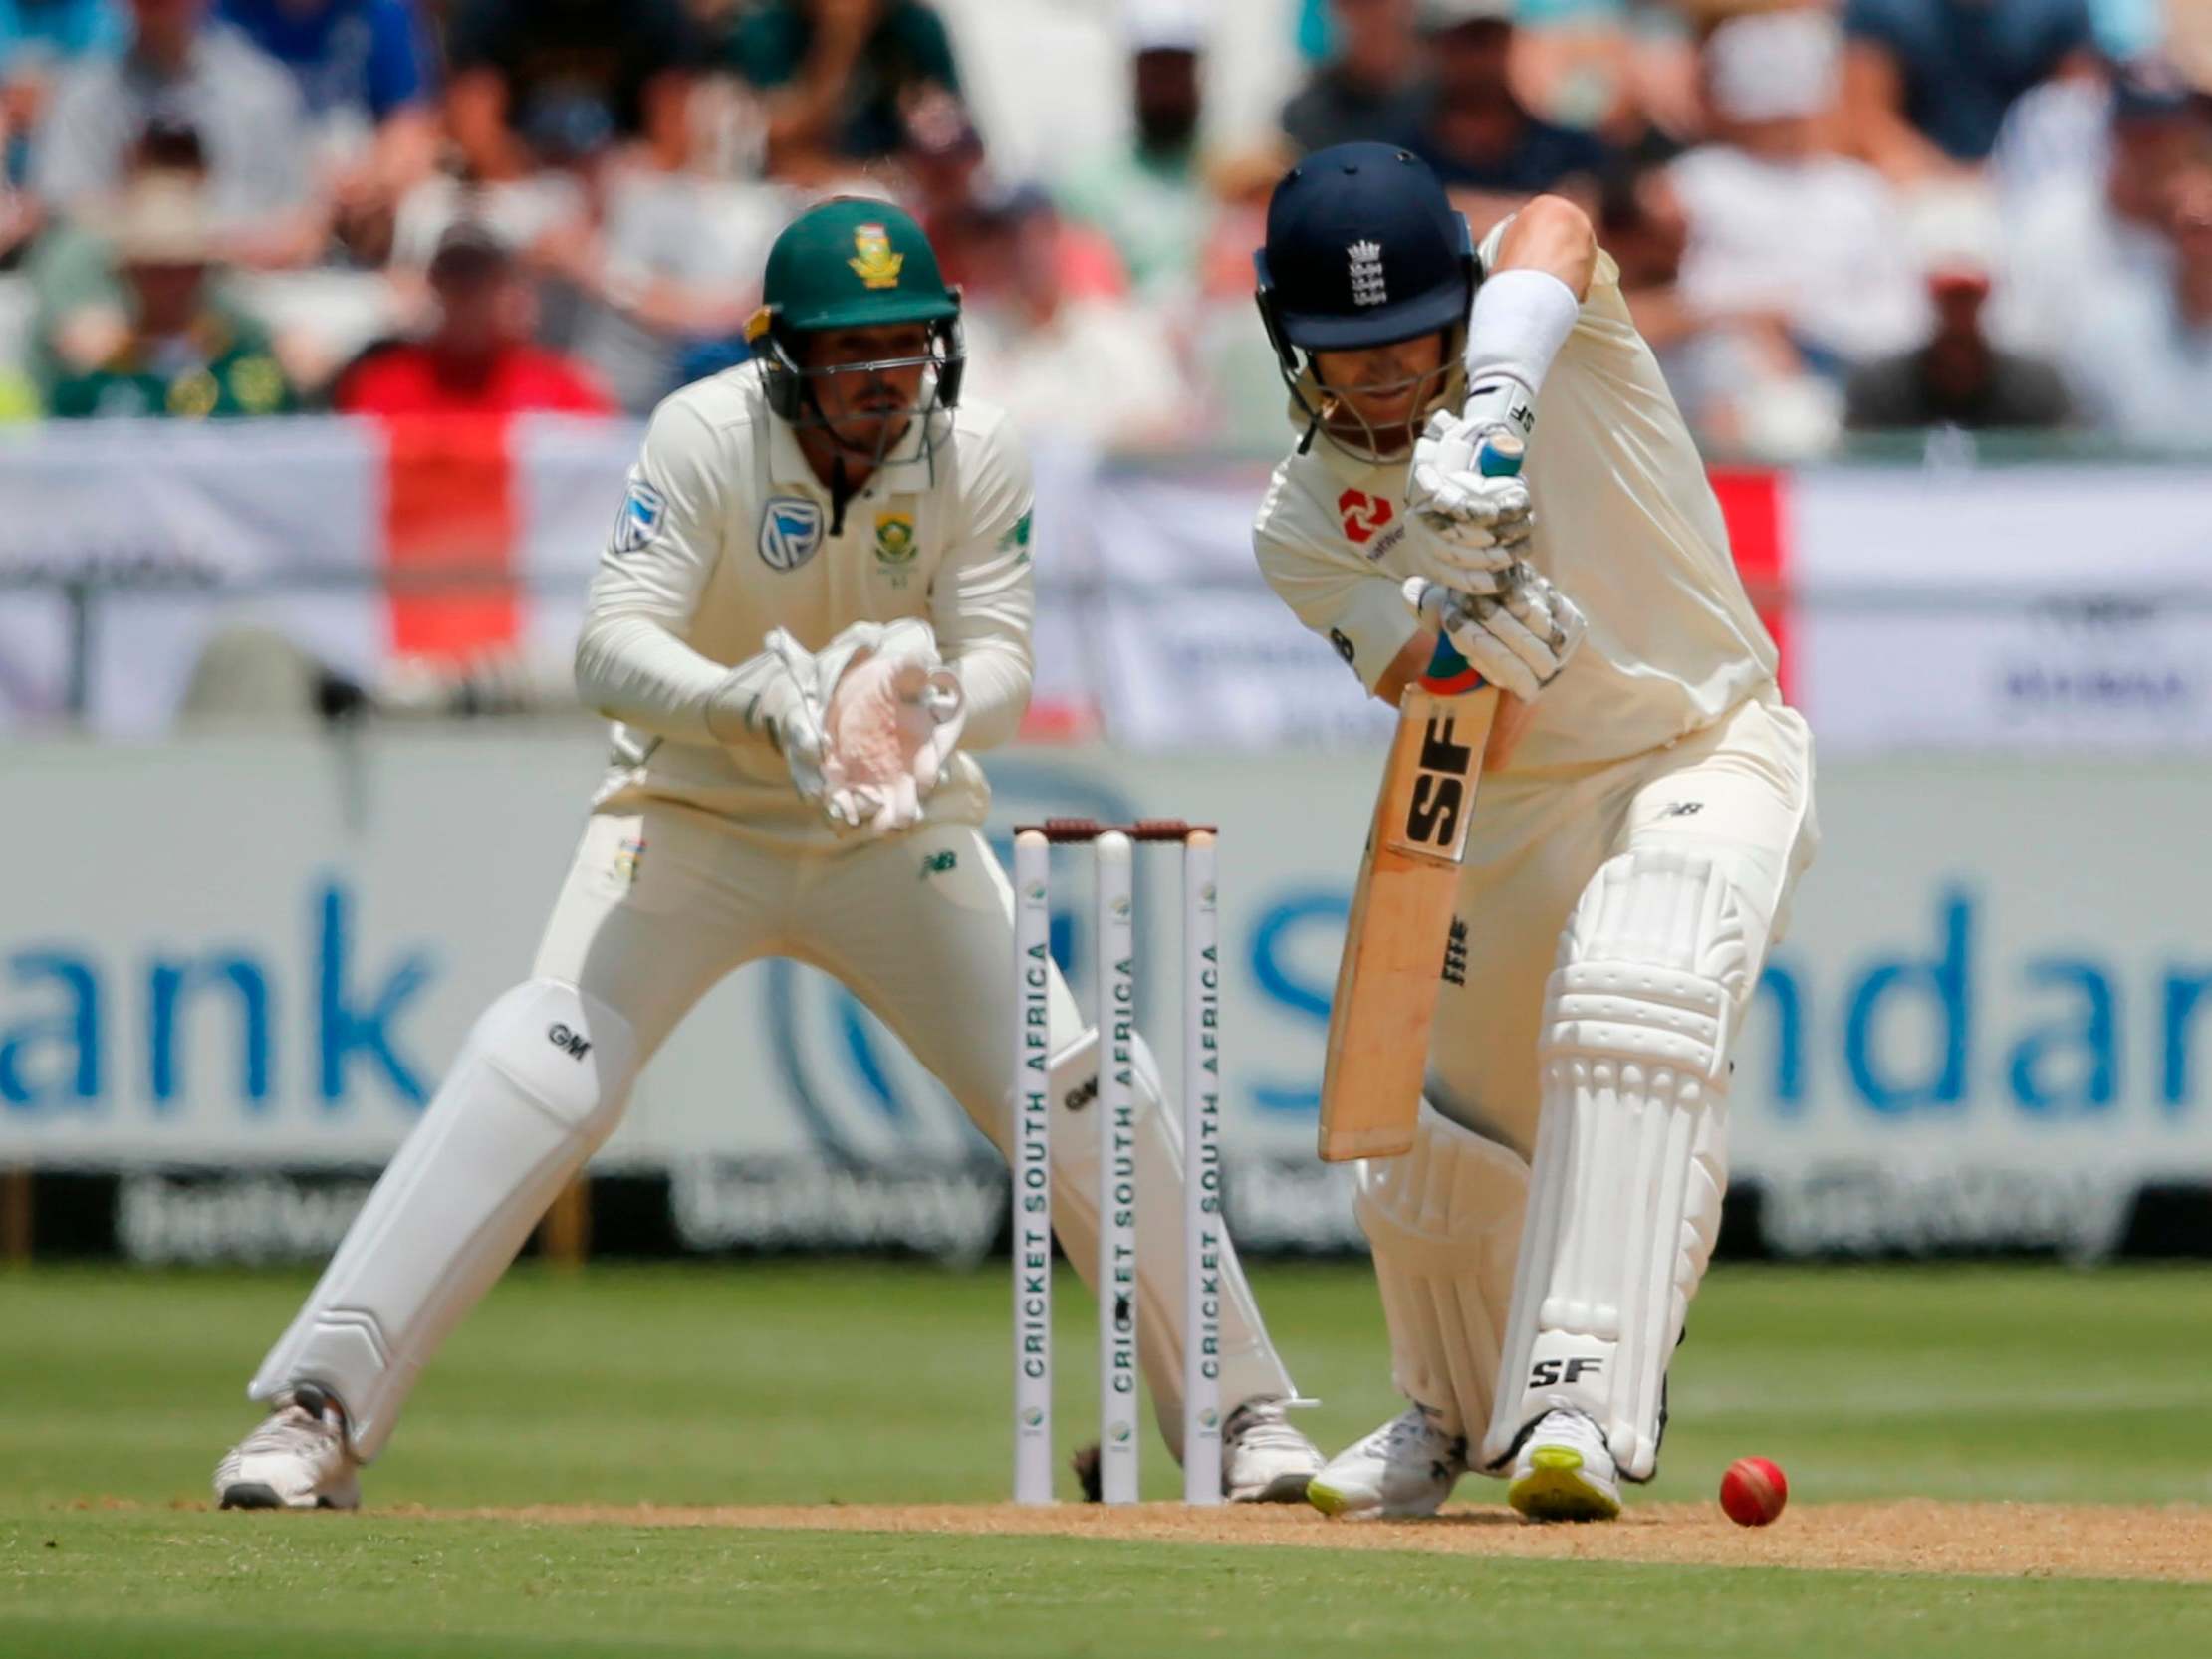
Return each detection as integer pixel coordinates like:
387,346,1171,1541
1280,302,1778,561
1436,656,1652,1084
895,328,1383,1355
250,978,638,1459
1353,1101,1529,1446
1481,850,1749,1481
1046,1029,1295,1455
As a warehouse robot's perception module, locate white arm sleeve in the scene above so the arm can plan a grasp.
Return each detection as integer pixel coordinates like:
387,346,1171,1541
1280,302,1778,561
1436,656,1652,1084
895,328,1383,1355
929,415,1036,751
574,399,778,748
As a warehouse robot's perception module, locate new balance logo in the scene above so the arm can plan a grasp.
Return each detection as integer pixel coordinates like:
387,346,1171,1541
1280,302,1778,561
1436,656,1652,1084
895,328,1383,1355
1530,1357,1603,1387
1658,801,1703,818
547,1023,592,1061
1441,917,1468,987
1348,240,1387,308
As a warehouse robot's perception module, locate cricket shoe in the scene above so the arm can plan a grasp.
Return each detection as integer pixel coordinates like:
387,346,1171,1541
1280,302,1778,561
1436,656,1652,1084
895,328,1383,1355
1221,1399,1325,1503
213,1383,362,1511
1507,1408,1621,1523
1305,1403,1466,1519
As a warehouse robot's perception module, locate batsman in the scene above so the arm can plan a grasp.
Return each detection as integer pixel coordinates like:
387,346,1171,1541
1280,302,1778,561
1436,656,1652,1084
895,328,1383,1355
1249,145,1817,1521
213,199,1323,1510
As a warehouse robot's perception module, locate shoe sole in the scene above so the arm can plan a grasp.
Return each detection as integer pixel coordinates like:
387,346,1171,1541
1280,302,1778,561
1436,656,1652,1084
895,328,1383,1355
1230,1469,1324,1505
218,1482,354,1512
1508,1447,1621,1523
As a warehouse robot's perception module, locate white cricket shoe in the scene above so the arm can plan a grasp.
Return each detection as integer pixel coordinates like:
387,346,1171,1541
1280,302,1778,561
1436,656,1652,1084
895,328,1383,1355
1305,1403,1467,1519
1507,1408,1621,1523
213,1384,362,1511
1221,1399,1325,1503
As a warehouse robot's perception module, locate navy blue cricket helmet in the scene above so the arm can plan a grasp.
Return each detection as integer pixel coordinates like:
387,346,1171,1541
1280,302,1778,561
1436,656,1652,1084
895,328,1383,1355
1255,143,1481,451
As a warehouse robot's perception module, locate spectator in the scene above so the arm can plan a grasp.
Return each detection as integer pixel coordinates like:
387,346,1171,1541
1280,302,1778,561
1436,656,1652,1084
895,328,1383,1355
33,0,323,263
1840,0,2097,182
334,222,614,415
1845,194,2072,431
1598,156,1697,363
1280,0,1430,154
547,147,786,411
1403,0,1609,231
213,0,439,262
1672,9,1925,372
956,184,1190,449
2,2,123,191
444,0,699,184
1056,0,1213,306
726,0,962,175
2000,59,2212,357
2055,140,2212,443
899,88,1123,303
397,87,783,413
28,109,209,377
46,169,295,414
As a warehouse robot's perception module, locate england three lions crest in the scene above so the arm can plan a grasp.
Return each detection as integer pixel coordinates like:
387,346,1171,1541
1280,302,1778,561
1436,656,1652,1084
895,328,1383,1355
1349,240,1386,308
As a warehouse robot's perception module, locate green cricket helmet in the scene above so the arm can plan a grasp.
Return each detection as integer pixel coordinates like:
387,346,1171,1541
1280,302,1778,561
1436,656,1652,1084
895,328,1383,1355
748,197,966,453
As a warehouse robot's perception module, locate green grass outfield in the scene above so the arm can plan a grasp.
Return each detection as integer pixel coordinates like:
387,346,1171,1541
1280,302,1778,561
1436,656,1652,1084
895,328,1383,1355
6,1261,2212,1656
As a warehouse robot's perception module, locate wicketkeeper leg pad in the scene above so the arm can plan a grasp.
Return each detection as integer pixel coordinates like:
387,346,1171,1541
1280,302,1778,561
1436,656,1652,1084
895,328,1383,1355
249,978,638,1459
1481,850,1748,1481
1047,1027,1296,1457
1354,1100,1529,1445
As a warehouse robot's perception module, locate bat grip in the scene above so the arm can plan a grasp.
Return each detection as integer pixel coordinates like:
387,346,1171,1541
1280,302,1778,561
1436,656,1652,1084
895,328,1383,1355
1419,435,1523,690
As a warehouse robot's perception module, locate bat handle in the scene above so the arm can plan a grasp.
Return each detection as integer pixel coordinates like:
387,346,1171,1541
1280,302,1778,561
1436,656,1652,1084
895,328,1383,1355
1420,435,1525,687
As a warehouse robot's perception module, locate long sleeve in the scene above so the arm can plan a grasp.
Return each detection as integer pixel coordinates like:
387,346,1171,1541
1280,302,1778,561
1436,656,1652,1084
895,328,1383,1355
929,411,1036,750
575,397,774,747
1252,467,1419,698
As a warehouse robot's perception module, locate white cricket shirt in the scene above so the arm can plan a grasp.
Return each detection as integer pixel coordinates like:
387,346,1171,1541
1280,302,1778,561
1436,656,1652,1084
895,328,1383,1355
1252,222,1780,774
576,361,1035,843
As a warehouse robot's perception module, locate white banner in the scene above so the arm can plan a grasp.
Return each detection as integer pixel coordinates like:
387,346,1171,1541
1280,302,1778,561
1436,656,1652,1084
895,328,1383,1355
4,735,2208,1261
11,422,2212,758
1790,466,2212,755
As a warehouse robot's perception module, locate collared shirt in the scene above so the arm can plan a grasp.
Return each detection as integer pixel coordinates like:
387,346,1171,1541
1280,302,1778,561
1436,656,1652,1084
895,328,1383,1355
578,360,1035,843
31,22,311,226
1251,220,1779,776
47,311,293,418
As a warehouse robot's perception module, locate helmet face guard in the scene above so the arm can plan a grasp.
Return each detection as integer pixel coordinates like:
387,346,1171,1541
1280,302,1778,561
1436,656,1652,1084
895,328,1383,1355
753,309,967,471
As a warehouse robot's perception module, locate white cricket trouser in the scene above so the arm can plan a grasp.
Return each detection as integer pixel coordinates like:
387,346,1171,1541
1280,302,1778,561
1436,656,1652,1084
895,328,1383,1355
535,805,1297,1440
1426,693,1817,1156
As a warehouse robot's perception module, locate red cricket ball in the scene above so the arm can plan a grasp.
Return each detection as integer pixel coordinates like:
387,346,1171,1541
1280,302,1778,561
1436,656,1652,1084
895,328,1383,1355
1719,1456,1788,1527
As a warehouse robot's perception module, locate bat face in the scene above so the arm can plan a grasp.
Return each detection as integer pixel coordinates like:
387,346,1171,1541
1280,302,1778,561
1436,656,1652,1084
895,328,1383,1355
1319,680,1498,1162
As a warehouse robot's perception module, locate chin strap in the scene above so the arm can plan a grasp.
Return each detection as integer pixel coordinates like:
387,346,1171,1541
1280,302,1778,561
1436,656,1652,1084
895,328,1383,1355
829,455,852,537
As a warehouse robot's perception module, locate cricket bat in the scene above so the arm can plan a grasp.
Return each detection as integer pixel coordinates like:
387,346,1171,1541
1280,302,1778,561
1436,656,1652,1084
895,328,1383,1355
1317,437,1520,1162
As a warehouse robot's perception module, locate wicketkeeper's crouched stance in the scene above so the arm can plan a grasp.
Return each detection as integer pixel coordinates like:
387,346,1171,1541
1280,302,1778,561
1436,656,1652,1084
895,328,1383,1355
215,200,1322,1511
1249,146,1817,1521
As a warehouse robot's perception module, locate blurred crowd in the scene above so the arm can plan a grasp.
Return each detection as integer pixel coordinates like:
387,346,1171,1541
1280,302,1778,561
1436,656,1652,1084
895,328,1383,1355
0,0,2206,456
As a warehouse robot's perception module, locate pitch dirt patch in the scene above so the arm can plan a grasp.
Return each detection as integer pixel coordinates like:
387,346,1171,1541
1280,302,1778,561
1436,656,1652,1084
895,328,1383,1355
384,1500,2212,1584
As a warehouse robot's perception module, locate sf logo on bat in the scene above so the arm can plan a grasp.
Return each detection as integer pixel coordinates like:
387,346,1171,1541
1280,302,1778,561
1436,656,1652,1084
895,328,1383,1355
1389,714,1477,859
